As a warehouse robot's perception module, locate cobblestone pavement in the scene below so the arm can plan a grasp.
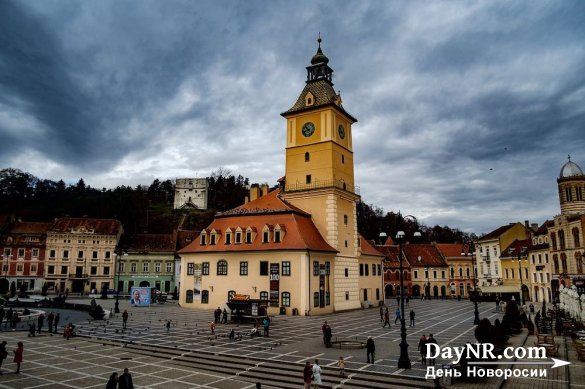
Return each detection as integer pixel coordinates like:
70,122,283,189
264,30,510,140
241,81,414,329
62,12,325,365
0,298,579,388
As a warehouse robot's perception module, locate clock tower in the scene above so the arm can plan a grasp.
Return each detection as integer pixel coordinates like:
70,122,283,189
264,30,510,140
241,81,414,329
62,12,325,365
281,36,361,310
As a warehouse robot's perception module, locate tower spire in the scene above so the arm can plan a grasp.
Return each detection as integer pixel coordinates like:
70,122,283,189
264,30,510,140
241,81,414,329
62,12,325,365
317,32,322,49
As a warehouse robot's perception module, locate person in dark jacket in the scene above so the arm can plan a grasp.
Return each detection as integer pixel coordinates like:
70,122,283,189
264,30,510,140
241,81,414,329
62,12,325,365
409,310,416,327
303,361,312,389
47,312,55,333
118,368,133,389
13,342,23,374
53,313,60,333
426,334,438,365
106,372,118,389
418,334,428,364
366,337,375,364
37,313,45,333
0,341,7,375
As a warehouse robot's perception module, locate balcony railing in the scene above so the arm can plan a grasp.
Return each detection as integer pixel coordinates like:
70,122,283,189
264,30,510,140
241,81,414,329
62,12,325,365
285,179,360,195
69,273,89,279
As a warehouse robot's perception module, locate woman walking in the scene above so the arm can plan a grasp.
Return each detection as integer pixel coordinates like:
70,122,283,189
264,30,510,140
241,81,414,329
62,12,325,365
106,372,118,389
303,361,312,389
13,342,23,374
312,359,322,389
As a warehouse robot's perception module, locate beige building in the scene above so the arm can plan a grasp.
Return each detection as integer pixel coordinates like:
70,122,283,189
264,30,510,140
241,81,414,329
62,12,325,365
528,222,552,302
476,222,532,290
45,218,123,294
178,39,384,315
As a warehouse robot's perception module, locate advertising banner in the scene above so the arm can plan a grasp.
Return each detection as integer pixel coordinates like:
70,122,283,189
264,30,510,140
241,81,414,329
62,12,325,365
270,263,280,307
194,263,202,300
130,287,151,307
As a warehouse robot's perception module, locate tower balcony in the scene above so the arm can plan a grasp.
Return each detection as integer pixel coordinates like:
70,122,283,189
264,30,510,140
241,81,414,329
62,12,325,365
285,179,360,195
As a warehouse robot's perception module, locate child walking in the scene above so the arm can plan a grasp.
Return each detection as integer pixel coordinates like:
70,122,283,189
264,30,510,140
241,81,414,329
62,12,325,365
336,356,346,377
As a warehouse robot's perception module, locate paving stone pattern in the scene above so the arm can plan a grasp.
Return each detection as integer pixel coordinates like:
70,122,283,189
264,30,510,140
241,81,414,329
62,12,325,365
0,298,580,388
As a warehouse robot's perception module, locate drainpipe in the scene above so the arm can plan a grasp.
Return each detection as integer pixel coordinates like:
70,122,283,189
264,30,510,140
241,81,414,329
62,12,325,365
306,250,311,316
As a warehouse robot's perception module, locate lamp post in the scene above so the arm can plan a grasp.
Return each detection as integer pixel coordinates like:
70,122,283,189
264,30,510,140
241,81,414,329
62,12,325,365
465,239,480,325
516,247,527,306
114,247,127,314
394,227,421,369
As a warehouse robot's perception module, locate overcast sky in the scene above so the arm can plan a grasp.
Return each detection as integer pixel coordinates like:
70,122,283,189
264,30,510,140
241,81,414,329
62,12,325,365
1,1,584,235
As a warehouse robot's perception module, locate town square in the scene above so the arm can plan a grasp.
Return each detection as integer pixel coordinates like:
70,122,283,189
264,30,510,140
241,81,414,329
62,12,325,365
1,1,585,388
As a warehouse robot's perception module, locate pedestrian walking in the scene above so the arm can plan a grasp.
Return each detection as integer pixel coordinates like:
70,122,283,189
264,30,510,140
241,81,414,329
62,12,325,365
418,334,428,364
337,356,346,377
106,372,119,389
383,310,391,328
118,368,134,389
54,313,60,333
37,313,45,334
321,321,328,345
303,361,312,389
13,341,23,374
496,296,500,312
166,320,171,333
122,310,129,329
409,310,415,327
312,359,322,389
5,308,12,328
379,306,384,322
0,341,7,374
262,317,270,337
222,308,228,324
394,307,401,324
209,321,215,335
323,324,332,347
47,312,54,333
214,307,221,323
426,334,438,365
366,337,375,364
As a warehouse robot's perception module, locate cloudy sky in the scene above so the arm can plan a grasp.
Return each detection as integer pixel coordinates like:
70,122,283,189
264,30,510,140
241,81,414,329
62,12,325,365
1,1,584,234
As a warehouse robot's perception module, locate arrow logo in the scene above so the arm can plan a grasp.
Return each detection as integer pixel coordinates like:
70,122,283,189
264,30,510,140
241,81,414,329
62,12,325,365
467,358,570,369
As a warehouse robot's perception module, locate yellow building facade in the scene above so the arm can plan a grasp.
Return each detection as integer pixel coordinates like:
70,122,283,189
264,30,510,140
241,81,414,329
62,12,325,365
178,38,383,315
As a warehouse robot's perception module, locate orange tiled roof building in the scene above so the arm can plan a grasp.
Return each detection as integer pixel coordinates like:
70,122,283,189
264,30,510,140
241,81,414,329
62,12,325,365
178,38,384,315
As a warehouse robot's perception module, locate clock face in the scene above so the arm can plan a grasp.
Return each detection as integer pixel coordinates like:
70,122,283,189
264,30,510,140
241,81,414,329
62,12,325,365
338,124,346,139
302,122,315,137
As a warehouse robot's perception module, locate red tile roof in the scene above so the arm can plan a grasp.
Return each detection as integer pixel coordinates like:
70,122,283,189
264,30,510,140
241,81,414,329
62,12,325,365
8,222,53,234
435,243,474,258
180,190,336,254
123,234,176,252
479,224,517,241
50,217,122,235
176,230,199,250
403,244,448,267
500,239,532,259
360,234,384,257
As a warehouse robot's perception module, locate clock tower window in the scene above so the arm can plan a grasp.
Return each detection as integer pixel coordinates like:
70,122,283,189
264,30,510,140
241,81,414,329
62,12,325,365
305,152,310,162
306,175,312,184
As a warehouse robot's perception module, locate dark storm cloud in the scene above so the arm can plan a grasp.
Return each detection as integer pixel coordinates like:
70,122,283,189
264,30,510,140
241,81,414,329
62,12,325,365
1,0,584,233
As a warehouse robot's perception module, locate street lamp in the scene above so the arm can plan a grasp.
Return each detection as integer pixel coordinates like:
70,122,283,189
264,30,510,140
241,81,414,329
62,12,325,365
465,239,480,325
394,227,421,369
515,247,528,306
114,247,127,314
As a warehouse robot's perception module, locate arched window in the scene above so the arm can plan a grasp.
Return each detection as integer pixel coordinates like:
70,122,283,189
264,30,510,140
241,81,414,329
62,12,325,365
282,292,291,306
466,267,470,277
559,231,566,250
459,267,463,278
576,252,583,274
259,291,268,300
305,152,310,162
201,290,209,304
561,254,567,273
551,232,557,251
314,292,320,307
228,290,236,301
186,290,193,303
553,255,559,274
217,260,228,275
573,228,581,248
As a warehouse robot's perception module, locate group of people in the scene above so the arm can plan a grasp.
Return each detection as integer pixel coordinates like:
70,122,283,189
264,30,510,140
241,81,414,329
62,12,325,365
379,306,416,327
0,341,23,374
417,333,439,365
106,367,134,389
303,359,322,389
0,307,19,329
214,307,229,324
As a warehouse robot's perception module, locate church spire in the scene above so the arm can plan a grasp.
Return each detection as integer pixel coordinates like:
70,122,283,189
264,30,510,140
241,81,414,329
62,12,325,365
307,33,333,84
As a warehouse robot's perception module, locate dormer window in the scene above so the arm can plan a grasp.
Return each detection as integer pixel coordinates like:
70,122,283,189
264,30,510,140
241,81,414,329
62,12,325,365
263,231,270,243
200,234,207,246
305,92,314,106
210,234,216,245
225,232,232,245
274,230,281,243
235,231,242,244
246,231,252,244
273,224,285,243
